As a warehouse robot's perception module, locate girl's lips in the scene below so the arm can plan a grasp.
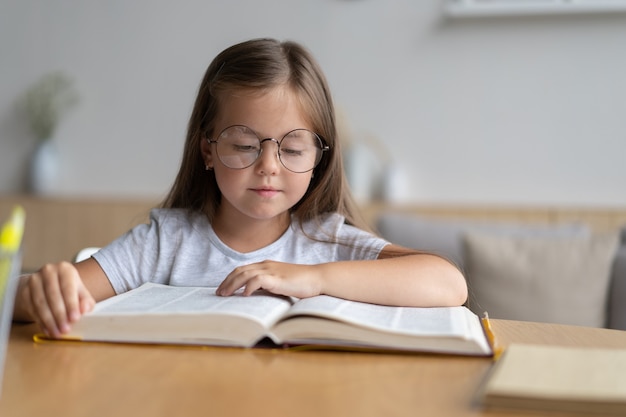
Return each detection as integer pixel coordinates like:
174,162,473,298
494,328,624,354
251,187,280,198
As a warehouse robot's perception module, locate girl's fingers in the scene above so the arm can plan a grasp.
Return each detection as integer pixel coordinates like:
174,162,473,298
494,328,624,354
19,284,47,336
26,261,92,338
77,283,96,316
28,272,62,337
57,262,89,323
217,261,318,298
242,276,269,296
216,268,249,296
42,265,73,334
221,264,277,296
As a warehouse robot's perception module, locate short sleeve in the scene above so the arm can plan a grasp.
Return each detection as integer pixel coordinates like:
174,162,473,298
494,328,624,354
300,213,388,261
92,209,180,294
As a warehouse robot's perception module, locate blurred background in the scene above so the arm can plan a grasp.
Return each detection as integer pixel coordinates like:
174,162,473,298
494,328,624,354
2,0,626,207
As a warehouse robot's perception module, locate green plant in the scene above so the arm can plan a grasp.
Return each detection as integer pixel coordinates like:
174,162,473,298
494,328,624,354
19,71,79,141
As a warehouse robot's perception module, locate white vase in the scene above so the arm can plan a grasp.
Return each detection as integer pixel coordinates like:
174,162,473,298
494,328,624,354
381,165,411,204
29,140,59,195
344,142,377,203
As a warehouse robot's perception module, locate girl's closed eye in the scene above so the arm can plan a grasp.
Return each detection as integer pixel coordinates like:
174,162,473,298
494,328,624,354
233,144,259,153
280,147,303,158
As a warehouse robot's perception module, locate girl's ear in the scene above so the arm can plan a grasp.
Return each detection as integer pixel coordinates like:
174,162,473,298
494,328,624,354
200,136,215,170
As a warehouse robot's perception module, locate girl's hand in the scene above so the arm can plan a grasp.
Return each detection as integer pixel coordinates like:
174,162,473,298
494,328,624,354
17,261,95,338
216,260,323,299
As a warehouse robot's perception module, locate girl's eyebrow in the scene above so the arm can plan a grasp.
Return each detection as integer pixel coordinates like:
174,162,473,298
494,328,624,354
247,127,312,139
283,129,306,137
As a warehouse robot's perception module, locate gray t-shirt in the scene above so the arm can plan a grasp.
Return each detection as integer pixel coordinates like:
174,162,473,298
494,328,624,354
93,208,389,295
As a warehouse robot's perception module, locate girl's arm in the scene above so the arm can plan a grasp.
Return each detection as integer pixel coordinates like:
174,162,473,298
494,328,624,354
13,258,116,337
318,244,468,307
216,244,468,307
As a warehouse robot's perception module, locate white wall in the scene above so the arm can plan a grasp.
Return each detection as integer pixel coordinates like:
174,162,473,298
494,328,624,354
1,0,625,206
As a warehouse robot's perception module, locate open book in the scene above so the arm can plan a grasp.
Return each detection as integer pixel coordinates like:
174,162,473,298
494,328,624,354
58,283,493,356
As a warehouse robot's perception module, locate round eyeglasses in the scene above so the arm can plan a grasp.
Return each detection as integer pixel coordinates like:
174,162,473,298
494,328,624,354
207,125,329,173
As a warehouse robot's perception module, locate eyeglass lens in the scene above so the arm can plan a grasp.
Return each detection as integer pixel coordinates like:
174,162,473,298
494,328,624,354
213,125,325,173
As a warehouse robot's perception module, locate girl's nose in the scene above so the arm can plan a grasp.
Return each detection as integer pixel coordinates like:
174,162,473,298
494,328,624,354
255,139,281,175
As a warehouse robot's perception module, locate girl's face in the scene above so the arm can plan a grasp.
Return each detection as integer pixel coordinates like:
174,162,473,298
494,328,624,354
201,86,315,226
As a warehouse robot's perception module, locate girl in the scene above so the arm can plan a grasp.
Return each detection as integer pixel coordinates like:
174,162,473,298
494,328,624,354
14,38,467,338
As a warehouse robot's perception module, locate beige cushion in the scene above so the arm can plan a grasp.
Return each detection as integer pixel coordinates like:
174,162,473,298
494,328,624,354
463,233,619,327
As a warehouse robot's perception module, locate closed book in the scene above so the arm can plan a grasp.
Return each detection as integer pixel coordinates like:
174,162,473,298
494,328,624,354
481,343,626,414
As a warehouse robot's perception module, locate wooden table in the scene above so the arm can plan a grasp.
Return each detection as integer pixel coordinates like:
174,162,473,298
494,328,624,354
1,320,626,417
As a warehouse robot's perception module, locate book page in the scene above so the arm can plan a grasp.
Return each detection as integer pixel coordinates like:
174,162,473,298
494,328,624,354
94,283,294,328
283,295,473,337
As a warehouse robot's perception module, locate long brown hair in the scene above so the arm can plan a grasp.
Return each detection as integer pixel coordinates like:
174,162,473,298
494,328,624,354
161,38,369,232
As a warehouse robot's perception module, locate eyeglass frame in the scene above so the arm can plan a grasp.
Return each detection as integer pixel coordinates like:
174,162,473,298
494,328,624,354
206,125,330,173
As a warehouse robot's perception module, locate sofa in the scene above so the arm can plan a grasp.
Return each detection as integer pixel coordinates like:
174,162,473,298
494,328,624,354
375,211,626,331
